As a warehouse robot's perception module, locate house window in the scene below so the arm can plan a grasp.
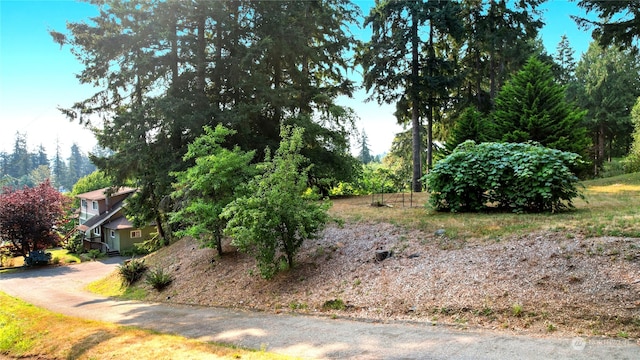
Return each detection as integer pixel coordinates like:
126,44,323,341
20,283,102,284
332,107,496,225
110,230,115,238
94,227,101,236
81,199,87,208
130,230,142,238
92,201,98,210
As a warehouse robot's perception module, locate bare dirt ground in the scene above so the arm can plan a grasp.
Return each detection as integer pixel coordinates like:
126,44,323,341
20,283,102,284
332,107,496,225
140,221,640,339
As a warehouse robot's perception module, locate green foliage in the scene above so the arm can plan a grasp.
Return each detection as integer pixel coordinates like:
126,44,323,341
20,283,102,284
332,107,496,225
447,106,493,151
358,0,464,189
170,125,255,255
145,267,173,291
117,259,148,286
575,1,640,50
491,57,589,158
54,1,360,244
574,43,640,174
86,249,103,260
426,141,584,213
223,126,331,279
624,97,640,173
322,299,346,311
329,163,401,196
64,232,85,254
357,130,373,164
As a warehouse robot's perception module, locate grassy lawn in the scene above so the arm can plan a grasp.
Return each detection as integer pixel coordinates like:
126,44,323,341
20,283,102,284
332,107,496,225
0,291,296,360
330,172,640,241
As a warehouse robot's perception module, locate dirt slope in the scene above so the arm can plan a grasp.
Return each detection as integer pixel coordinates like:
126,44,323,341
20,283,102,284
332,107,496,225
140,222,640,338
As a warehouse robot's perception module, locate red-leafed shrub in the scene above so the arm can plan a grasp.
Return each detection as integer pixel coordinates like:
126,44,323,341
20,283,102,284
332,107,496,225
0,180,70,259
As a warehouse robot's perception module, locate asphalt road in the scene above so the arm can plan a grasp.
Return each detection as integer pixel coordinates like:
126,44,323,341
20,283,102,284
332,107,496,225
0,259,638,359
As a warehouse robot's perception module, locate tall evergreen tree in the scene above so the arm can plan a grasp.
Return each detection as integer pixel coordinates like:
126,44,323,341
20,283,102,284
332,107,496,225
447,106,492,150
51,140,67,191
454,0,544,112
574,42,640,174
575,1,640,51
8,132,30,179
358,0,463,192
357,130,373,164
52,0,361,243
491,57,589,157
555,34,577,86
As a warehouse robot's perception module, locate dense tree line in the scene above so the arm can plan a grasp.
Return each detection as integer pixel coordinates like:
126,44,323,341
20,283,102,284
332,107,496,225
0,133,96,190
51,0,640,249
52,0,361,243
362,0,640,184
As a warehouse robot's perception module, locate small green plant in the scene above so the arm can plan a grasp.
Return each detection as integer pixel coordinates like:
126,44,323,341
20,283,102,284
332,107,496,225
118,259,148,286
512,303,523,317
87,249,102,260
65,232,85,254
546,323,557,332
145,267,173,291
322,299,346,311
617,331,629,339
288,301,308,310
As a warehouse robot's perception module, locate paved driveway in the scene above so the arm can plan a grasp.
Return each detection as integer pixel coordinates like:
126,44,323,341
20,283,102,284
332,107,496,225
0,260,638,359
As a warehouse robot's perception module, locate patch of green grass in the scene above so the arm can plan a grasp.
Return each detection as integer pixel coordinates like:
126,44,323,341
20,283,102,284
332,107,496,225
47,248,81,264
322,299,346,311
288,301,308,310
85,271,148,300
512,303,523,317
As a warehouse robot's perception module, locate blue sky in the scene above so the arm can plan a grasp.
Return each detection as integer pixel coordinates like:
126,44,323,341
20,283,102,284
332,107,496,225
0,0,594,158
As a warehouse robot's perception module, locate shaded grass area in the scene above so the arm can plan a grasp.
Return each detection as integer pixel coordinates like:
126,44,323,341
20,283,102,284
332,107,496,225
329,172,640,241
85,269,148,300
0,291,296,360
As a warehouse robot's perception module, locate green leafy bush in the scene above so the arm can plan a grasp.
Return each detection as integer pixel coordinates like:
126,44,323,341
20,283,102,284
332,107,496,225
145,267,173,291
118,259,148,286
426,141,584,213
223,126,331,279
86,249,103,260
64,232,85,254
329,163,402,196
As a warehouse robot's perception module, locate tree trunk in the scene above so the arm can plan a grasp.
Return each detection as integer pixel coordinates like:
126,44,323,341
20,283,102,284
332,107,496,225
215,228,223,255
411,11,422,193
596,123,606,176
196,3,207,96
426,23,434,171
156,213,168,246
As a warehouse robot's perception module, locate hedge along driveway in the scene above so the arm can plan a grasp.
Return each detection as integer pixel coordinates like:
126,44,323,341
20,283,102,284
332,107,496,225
0,259,638,359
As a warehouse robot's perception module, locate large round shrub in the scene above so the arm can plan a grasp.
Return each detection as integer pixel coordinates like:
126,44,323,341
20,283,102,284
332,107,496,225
426,141,584,213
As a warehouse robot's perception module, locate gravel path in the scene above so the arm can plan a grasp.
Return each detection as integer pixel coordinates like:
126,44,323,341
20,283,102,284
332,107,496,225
0,259,638,359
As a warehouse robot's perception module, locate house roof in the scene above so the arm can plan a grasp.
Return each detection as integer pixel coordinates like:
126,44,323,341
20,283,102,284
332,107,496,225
103,216,134,230
76,187,137,201
77,199,126,232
